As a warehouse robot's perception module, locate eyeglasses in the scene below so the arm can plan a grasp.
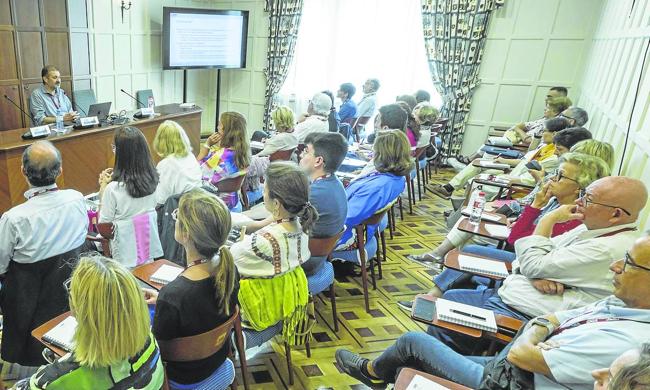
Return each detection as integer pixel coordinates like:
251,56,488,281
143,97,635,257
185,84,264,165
551,169,580,186
623,251,650,273
558,113,575,122
63,278,71,294
171,208,179,221
578,189,631,216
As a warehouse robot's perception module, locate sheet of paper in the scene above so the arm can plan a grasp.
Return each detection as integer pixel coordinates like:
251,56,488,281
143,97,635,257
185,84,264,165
341,157,367,168
484,224,511,238
406,374,451,390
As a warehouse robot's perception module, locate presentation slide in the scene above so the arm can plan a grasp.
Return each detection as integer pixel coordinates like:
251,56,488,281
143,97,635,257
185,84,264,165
168,12,244,68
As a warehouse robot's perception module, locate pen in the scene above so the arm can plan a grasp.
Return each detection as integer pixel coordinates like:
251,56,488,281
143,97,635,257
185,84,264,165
450,308,487,321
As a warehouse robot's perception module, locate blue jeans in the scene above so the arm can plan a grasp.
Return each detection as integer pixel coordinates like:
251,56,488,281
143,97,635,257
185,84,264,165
372,331,490,387
434,245,516,292
428,287,531,354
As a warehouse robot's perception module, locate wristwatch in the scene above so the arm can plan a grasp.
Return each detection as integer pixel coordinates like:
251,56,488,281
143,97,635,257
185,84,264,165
531,317,556,335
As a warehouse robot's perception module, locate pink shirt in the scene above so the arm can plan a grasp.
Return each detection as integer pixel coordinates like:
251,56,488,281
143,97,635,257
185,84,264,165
507,204,582,246
406,128,417,147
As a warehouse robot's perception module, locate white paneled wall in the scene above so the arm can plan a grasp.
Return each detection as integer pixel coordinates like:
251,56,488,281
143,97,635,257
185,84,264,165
577,0,650,230
70,0,267,135
462,0,603,154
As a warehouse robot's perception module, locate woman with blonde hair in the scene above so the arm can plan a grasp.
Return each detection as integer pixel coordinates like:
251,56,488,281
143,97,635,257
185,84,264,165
271,106,295,133
153,120,202,205
197,111,251,210
16,255,165,389
146,189,239,389
570,139,615,170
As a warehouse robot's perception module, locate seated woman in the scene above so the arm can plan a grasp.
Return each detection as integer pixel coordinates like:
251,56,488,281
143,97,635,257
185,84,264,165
413,102,439,149
405,153,611,304
15,255,165,389
152,120,202,205
333,130,413,264
198,111,251,211
429,118,583,200
230,162,317,345
396,101,419,147
146,189,238,389
98,126,162,266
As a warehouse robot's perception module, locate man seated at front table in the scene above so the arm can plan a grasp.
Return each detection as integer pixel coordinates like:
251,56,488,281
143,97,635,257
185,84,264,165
299,132,349,276
336,234,650,389
0,140,88,366
29,65,79,126
294,92,332,143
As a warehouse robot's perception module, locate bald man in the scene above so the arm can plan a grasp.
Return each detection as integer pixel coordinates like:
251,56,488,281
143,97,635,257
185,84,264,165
428,176,647,353
0,140,88,365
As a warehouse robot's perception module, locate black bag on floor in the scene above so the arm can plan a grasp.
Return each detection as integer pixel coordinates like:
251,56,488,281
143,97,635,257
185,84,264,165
478,327,534,390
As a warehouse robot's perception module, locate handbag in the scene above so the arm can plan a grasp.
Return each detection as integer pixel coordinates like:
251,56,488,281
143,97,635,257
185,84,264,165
478,326,534,390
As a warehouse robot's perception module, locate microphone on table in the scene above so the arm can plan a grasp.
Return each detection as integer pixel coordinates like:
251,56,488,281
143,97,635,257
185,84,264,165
120,88,147,108
74,102,88,117
3,94,47,140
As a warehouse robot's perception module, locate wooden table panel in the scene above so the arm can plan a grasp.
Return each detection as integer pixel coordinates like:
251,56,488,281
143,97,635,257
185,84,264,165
0,104,202,212
395,367,471,390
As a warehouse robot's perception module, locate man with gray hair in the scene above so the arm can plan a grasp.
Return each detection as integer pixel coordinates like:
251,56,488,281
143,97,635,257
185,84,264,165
356,78,380,119
0,140,88,366
294,92,332,142
560,106,589,127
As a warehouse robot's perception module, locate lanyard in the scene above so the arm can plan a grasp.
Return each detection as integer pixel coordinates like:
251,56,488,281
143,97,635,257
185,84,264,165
186,258,209,268
550,316,622,337
596,227,637,238
312,173,331,183
27,187,58,199
48,93,61,110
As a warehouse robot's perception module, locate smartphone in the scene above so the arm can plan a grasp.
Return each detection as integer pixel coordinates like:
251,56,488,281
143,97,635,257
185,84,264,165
526,160,542,170
412,297,436,322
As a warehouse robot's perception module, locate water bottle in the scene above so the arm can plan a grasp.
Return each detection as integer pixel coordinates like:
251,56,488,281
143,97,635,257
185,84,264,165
467,185,483,211
469,191,486,226
55,108,64,132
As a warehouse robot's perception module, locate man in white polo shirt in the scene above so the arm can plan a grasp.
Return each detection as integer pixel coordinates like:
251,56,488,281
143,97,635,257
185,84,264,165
294,92,331,143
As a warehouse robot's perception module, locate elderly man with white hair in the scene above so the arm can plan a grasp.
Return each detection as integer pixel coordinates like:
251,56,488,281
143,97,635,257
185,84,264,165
294,92,332,142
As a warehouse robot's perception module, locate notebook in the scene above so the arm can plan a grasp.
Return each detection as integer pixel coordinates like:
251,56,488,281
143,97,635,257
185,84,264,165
478,161,511,170
341,157,367,168
461,207,502,223
150,264,183,285
435,298,498,333
406,374,451,390
43,316,77,352
486,136,513,147
484,224,511,238
477,174,510,184
457,254,509,278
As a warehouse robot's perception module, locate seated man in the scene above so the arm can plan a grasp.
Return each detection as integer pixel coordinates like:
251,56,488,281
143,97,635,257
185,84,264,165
294,92,331,142
414,89,431,104
429,176,647,353
337,83,358,123
0,141,88,365
29,65,79,126
560,105,589,128
299,132,349,276
356,79,380,120
336,234,650,389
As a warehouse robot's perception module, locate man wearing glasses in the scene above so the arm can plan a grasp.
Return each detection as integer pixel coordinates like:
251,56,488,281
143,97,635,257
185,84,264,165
558,106,589,128
428,176,647,354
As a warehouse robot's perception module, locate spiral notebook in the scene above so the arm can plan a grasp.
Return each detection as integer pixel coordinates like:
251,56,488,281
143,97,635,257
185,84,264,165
43,316,77,352
457,254,509,278
478,161,511,170
150,264,183,285
435,298,497,333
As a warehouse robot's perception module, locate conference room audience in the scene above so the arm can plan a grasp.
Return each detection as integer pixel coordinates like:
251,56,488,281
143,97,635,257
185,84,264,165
29,65,78,126
99,126,162,266
152,120,202,205
198,111,251,210
336,234,650,389
294,92,331,142
231,162,316,341
356,78,380,119
147,189,239,389
337,82,358,122
333,129,412,264
299,132,349,276
15,255,165,389
0,140,87,366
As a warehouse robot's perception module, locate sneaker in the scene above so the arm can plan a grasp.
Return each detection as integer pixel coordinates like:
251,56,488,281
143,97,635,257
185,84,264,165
397,300,413,312
428,184,452,200
447,157,467,172
406,253,444,269
335,349,386,389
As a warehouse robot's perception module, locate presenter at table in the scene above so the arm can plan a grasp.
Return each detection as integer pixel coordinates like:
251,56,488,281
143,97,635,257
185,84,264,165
29,65,79,126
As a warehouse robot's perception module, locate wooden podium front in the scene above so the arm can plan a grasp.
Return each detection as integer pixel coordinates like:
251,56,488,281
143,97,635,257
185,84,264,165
0,104,202,213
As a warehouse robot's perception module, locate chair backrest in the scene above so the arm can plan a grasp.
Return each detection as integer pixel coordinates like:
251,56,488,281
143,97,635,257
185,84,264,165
136,89,154,109
72,89,97,115
215,174,246,193
269,148,295,162
361,208,388,226
414,146,428,159
308,228,345,257
158,306,240,362
341,117,355,126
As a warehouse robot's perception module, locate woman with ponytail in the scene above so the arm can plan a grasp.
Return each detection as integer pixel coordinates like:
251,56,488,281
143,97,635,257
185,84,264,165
230,162,317,344
147,188,239,389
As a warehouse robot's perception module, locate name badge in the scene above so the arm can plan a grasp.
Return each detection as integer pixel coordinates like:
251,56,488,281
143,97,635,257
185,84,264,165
140,107,155,116
80,116,99,126
30,125,51,137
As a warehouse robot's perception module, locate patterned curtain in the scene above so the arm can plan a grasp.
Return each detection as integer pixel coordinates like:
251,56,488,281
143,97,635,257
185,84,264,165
420,0,504,157
263,0,304,129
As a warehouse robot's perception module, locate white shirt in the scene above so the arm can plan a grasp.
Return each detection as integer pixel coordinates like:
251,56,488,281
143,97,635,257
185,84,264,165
498,222,639,317
0,185,88,274
417,128,432,148
356,93,377,118
293,115,329,143
155,154,202,204
99,181,158,223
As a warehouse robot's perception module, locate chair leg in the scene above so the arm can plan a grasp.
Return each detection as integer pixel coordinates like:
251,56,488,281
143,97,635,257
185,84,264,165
375,231,383,280
357,227,370,313
284,341,294,386
416,165,422,201
407,179,414,214
233,316,250,390
369,255,377,290
380,231,386,277
329,283,339,332
398,196,404,220
387,207,395,239
306,339,312,358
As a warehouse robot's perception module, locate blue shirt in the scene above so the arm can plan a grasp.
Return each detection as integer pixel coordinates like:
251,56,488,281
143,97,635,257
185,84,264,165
302,175,348,276
339,99,358,122
29,85,73,125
